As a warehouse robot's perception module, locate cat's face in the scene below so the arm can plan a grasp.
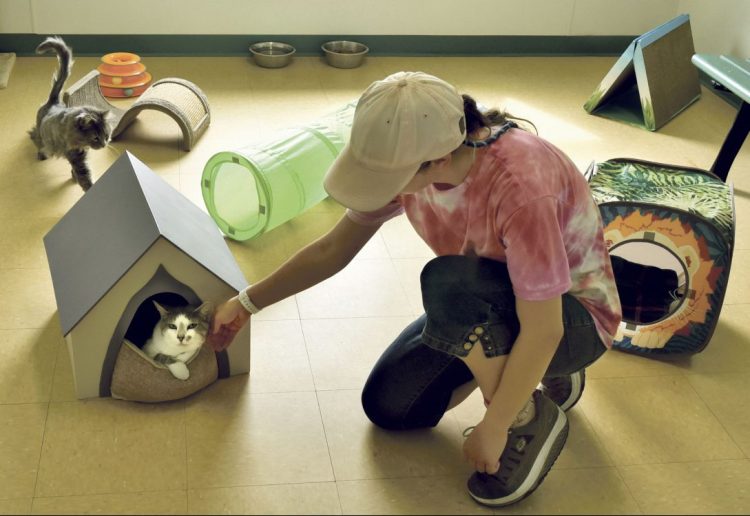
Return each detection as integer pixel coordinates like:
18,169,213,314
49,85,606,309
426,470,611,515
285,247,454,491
74,109,112,149
153,301,213,349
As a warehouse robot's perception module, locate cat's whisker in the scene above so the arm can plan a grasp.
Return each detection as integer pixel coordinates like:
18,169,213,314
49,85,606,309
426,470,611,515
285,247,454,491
103,143,122,157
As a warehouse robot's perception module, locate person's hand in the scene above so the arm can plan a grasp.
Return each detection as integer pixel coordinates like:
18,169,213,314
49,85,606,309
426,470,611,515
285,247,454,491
208,296,251,352
463,418,508,474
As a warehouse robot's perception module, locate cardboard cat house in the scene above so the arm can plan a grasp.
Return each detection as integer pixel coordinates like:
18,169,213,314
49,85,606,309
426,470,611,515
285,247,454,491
44,152,250,401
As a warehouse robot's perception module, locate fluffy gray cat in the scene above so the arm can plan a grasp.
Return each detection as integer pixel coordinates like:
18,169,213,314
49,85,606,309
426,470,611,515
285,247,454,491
142,301,213,381
28,36,112,191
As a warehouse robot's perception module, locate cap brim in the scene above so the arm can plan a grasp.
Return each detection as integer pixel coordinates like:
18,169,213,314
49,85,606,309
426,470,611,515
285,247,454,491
324,144,418,213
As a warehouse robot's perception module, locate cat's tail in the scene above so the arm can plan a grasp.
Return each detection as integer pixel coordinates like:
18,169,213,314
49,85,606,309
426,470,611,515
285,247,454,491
36,36,72,107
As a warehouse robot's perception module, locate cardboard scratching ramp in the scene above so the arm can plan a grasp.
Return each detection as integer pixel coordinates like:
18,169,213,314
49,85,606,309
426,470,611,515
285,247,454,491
64,70,210,150
584,14,701,131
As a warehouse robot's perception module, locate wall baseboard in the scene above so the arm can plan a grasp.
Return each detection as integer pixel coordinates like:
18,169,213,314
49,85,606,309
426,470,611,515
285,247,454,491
1,33,637,57
5,33,739,109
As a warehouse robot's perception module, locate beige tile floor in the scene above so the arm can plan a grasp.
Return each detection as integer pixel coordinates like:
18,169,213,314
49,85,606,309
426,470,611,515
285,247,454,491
0,54,749,515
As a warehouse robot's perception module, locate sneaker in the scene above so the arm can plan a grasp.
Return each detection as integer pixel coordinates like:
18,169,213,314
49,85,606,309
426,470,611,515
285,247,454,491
540,369,585,412
467,390,569,507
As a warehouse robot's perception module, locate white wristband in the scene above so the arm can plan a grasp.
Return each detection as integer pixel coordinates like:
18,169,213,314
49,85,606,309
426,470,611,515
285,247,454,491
238,289,261,314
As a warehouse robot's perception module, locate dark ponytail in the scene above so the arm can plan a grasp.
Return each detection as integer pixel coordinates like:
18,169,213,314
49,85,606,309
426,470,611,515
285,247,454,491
462,94,537,135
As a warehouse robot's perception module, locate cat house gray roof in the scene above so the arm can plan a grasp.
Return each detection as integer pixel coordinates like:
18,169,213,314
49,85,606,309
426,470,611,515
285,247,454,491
44,151,247,336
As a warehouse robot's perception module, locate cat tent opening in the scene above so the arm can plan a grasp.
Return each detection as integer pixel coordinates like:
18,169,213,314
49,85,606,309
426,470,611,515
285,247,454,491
44,152,250,401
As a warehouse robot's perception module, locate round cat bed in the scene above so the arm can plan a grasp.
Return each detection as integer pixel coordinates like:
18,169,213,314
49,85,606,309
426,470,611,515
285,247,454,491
110,339,218,402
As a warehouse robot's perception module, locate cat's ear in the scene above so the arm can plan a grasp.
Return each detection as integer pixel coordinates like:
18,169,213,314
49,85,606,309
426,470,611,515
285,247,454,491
194,302,214,320
75,113,95,130
97,109,114,125
152,301,169,318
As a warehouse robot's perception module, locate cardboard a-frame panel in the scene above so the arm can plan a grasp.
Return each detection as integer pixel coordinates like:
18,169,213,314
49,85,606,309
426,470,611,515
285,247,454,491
44,152,250,400
584,14,701,131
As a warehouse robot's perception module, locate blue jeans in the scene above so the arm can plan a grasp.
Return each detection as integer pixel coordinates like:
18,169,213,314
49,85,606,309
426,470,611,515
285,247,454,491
361,256,606,430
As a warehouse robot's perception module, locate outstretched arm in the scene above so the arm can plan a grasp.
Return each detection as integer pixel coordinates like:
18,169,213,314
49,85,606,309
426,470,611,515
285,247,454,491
209,214,382,350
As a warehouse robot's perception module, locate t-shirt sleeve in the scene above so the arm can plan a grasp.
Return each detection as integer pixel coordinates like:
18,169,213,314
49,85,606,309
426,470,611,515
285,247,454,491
346,200,404,226
501,196,572,301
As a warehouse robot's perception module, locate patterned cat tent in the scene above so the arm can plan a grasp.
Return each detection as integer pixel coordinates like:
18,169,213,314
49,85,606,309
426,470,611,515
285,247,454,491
44,152,250,400
588,158,735,355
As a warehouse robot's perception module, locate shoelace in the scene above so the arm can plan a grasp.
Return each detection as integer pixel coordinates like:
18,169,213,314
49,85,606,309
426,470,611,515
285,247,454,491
542,375,571,394
463,426,528,484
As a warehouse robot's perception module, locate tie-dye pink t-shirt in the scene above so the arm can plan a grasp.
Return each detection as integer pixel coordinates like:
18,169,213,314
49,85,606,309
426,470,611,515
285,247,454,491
347,127,622,347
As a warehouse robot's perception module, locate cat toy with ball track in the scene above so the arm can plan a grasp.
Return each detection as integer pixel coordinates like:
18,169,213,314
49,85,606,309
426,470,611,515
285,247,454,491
98,52,152,98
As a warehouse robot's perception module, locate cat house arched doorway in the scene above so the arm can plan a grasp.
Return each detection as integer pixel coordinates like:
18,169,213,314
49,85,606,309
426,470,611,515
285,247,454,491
99,265,229,398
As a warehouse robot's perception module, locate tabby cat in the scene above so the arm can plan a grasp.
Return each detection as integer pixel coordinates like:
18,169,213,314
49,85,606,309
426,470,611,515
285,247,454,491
142,301,213,381
28,36,112,191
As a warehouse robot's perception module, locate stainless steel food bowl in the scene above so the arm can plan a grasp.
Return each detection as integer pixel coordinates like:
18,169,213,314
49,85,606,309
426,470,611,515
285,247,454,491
249,42,295,68
321,40,369,69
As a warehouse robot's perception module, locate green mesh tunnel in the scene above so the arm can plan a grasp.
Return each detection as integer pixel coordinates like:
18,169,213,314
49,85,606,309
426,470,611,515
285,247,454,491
201,101,357,241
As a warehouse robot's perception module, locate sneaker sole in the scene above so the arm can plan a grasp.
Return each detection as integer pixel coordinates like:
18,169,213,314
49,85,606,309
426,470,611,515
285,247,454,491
559,371,584,412
469,406,569,507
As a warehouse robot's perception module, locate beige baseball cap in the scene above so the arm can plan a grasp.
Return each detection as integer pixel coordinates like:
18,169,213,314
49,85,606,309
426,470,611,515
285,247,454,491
324,71,466,212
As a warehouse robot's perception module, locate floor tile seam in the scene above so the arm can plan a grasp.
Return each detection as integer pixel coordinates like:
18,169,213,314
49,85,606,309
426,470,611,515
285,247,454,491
186,479,340,492
334,473,472,484
331,482,346,516
296,314,418,322
0,266,52,271
185,478,342,493
722,299,750,306
310,389,339,493
574,386,745,470
354,255,424,262
611,456,750,469
0,400,53,407
683,373,748,458
312,387,360,393
24,339,62,501
0,497,32,510
182,401,190,501
184,388,334,399
297,311,340,497
586,371,689,381
570,405,620,468
186,482,345,514
30,488,189,505
0,216,61,221
248,312,299,323
617,457,750,469
611,464,647,515
243,387,318,395
682,369,750,377
550,463,624,471
296,309,321,394
29,398,50,500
